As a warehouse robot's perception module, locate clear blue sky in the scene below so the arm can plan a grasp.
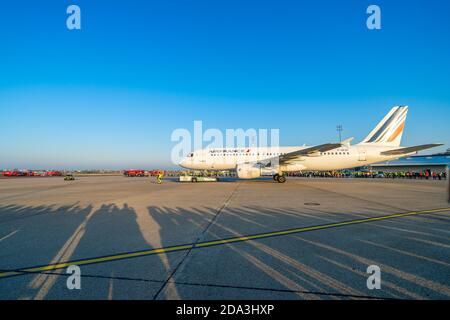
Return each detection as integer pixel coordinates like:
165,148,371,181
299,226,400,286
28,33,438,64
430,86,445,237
0,0,449,169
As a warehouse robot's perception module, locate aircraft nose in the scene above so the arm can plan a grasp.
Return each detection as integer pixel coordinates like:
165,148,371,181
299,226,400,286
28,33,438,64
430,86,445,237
179,158,188,168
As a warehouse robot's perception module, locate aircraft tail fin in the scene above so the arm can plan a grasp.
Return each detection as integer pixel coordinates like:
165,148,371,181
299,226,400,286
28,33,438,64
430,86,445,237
360,106,408,147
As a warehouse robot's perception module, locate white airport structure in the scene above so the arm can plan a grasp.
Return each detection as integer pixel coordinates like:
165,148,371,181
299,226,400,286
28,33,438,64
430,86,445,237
370,150,450,173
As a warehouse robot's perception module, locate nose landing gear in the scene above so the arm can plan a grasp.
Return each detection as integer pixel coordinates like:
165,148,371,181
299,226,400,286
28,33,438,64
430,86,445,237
273,174,287,183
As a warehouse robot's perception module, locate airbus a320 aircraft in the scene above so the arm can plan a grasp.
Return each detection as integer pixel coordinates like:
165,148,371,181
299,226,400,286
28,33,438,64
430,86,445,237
179,106,443,183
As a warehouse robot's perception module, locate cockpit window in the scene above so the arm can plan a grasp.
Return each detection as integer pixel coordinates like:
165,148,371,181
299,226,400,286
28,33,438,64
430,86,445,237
187,153,194,158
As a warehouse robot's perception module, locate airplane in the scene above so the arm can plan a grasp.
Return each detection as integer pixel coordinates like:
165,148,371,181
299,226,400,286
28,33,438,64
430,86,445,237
179,106,443,183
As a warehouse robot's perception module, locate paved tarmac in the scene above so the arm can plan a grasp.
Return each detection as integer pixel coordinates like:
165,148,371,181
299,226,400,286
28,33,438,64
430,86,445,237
0,176,449,300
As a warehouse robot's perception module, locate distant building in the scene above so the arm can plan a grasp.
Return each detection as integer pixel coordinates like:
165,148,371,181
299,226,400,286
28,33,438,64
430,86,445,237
369,150,450,173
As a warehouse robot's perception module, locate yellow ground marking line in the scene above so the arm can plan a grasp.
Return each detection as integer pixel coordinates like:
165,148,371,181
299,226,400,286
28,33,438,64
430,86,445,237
1,207,449,279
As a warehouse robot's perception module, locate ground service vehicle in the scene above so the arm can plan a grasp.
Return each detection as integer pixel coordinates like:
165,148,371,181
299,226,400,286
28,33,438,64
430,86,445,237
64,174,75,181
179,175,218,182
123,169,146,177
46,171,63,176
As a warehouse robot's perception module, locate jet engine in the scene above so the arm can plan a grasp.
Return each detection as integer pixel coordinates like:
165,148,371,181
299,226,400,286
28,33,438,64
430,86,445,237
236,163,261,179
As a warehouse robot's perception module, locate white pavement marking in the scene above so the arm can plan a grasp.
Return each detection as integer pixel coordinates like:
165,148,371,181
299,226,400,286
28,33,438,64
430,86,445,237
27,204,98,300
0,230,19,242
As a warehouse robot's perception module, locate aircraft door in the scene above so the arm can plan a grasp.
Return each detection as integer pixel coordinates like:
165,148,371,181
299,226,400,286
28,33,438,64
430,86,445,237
357,147,367,161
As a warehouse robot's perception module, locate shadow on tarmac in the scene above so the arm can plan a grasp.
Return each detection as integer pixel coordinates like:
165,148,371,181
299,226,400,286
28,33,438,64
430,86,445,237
0,202,449,299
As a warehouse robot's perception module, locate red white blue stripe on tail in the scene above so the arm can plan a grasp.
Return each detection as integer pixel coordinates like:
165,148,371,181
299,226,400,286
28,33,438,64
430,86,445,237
361,106,408,147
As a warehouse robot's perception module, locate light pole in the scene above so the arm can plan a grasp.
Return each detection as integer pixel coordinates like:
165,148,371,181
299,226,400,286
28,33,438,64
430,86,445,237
336,125,343,142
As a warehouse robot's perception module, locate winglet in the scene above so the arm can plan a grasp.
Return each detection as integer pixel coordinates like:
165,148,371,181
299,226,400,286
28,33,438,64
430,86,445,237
341,137,354,147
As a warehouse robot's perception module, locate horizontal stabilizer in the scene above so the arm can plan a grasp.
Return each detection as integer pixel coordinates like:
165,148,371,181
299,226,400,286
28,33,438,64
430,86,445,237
381,144,443,156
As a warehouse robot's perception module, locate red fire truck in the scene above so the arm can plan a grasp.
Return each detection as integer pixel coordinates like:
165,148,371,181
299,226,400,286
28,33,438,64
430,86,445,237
2,170,26,177
123,169,146,177
45,171,63,177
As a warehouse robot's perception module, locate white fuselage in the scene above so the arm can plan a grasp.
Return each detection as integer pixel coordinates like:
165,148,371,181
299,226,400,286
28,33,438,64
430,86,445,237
179,144,408,172
178,106,442,178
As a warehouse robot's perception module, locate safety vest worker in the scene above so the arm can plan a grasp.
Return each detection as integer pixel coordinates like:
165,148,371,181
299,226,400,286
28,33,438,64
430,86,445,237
157,171,164,184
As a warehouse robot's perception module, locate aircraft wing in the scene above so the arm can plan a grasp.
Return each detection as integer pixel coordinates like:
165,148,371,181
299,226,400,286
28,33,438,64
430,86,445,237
380,143,443,156
279,143,342,163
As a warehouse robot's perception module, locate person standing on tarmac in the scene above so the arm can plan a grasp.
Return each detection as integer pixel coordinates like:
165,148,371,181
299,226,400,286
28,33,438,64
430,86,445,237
156,170,164,184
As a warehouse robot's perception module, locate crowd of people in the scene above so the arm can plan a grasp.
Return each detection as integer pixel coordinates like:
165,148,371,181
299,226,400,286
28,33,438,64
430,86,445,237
172,169,447,180
287,170,447,180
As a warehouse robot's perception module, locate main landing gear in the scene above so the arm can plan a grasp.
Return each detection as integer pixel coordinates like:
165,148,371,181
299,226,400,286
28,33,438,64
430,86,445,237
273,174,287,183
